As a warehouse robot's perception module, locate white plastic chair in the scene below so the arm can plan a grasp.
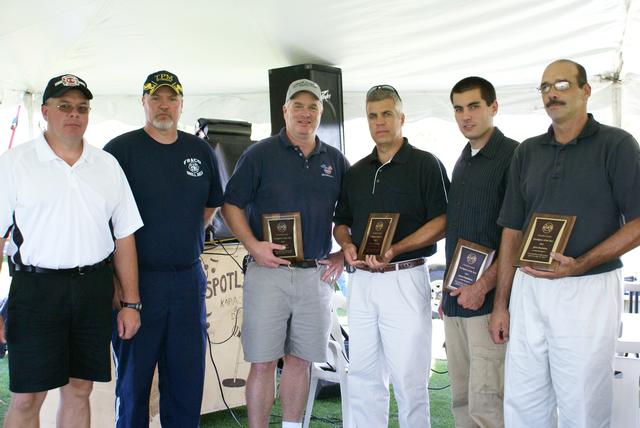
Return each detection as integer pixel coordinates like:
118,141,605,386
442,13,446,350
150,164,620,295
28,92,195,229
303,293,352,428
612,355,640,427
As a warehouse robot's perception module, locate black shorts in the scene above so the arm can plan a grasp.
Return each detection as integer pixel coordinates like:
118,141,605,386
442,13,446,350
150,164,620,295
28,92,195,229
6,264,114,393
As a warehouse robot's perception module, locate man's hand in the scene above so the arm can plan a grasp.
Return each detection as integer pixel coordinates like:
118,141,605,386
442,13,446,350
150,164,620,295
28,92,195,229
341,243,362,267
117,308,141,340
364,246,395,270
449,280,487,311
520,252,582,279
489,308,510,344
318,251,345,284
249,241,290,268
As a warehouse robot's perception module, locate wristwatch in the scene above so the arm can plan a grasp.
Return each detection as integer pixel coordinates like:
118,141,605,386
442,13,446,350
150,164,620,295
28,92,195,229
120,301,142,311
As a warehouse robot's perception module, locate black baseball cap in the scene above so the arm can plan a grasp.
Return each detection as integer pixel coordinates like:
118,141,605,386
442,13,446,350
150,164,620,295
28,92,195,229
42,74,93,105
142,70,183,96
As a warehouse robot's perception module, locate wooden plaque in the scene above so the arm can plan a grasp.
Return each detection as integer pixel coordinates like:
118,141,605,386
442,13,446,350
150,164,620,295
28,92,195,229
262,212,304,261
443,239,495,292
357,213,400,260
516,212,576,271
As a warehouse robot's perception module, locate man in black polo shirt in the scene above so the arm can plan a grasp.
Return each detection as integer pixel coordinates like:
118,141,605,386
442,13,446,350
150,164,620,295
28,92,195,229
442,76,518,428
222,79,348,428
489,59,640,427
334,85,449,427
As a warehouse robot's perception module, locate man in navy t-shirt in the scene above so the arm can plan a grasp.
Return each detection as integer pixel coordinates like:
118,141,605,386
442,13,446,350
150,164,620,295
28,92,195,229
104,70,224,428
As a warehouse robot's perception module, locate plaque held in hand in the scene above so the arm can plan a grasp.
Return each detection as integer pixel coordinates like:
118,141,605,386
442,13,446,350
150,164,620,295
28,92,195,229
357,213,400,260
516,212,576,271
443,239,495,292
262,212,304,261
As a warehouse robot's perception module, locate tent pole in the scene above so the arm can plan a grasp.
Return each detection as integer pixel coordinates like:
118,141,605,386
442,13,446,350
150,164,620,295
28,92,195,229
22,91,34,141
612,80,622,129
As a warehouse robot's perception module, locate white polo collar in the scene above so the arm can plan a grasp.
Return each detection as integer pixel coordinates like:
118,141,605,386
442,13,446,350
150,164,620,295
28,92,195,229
34,133,94,165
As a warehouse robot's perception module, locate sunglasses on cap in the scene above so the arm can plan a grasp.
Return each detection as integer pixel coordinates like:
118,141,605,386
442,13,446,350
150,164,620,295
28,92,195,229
367,84,402,101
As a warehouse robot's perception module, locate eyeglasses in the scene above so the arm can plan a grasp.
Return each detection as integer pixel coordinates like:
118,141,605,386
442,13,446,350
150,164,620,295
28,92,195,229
537,80,572,94
54,103,91,114
367,84,402,101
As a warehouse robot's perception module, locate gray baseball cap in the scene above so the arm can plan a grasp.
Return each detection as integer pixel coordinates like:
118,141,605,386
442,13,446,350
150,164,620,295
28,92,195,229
285,79,322,102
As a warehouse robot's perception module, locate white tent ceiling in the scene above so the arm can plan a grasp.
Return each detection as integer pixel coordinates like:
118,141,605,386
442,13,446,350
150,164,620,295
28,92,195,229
2,0,640,139
4,0,640,267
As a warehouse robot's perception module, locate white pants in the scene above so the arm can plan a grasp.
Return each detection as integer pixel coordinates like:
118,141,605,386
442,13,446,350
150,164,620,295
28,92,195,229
348,264,432,428
504,269,622,428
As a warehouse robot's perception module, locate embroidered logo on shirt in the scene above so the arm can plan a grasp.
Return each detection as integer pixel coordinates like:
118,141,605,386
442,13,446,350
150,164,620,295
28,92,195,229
320,163,334,178
184,158,203,177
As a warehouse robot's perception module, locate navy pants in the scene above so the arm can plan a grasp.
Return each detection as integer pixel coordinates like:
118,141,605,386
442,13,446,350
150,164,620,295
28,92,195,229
112,264,207,428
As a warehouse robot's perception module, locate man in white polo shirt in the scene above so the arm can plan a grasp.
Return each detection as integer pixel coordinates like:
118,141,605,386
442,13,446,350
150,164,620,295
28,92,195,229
0,74,143,428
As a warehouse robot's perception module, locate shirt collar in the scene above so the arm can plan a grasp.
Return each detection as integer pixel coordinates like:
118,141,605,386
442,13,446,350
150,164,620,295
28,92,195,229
278,128,326,155
35,132,93,165
463,127,504,159
544,113,599,145
367,137,412,165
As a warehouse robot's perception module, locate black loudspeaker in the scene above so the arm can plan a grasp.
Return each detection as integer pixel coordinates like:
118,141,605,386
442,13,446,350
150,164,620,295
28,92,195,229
195,118,255,240
269,64,344,152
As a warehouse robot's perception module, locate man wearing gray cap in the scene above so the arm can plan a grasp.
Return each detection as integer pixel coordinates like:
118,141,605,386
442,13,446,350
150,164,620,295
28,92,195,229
222,79,349,428
0,74,142,427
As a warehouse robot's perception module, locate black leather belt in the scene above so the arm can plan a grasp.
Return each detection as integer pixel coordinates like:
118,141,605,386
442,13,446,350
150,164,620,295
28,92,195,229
356,258,425,273
9,258,111,276
245,256,318,269
288,259,318,269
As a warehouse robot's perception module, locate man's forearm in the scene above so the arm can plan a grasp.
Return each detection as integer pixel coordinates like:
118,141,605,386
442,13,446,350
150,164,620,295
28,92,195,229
0,237,5,274
333,224,353,249
494,227,521,311
391,214,446,257
221,203,259,251
113,235,140,303
475,261,498,294
204,207,217,228
575,216,640,274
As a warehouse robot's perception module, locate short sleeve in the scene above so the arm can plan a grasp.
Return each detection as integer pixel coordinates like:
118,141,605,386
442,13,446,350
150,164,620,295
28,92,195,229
607,134,640,222
110,161,143,239
497,145,526,230
223,147,260,209
333,170,353,227
0,152,16,236
204,144,224,208
423,154,450,221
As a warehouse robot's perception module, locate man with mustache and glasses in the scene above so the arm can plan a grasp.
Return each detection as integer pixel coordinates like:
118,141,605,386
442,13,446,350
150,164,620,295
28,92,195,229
223,79,348,428
0,74,142,428
104,71,224,427
489,59,640,427
333,85,449,427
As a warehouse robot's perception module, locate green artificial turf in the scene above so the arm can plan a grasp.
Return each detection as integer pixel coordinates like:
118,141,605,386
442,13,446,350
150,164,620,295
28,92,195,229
0,357,8,420
200,359,454,427
0,357,454,427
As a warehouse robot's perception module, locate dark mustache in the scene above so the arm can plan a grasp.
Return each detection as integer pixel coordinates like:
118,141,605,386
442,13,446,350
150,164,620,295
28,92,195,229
546,99,566,107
